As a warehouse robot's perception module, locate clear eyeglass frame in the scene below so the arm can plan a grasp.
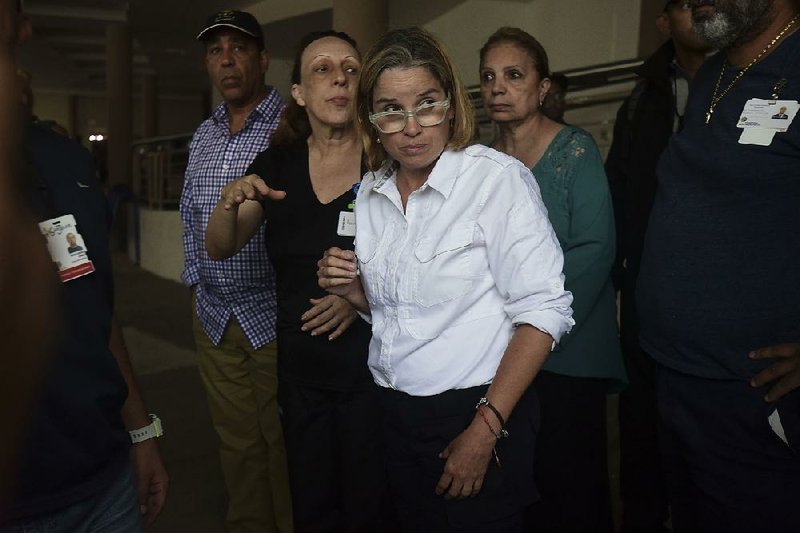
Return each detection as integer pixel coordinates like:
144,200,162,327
368,96,451,134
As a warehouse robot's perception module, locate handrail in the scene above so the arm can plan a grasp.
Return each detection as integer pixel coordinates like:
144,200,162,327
131,135,191,210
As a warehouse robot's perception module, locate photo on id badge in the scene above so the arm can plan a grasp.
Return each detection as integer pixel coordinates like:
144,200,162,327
38,214,95,282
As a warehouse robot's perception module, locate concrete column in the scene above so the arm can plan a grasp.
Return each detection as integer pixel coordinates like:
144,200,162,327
142,73,158,138
332,0,388,54
638,0,666,57
106,21,133,187
67,94,79,140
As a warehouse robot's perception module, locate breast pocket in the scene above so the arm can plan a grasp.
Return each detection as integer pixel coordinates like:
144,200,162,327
413,223,475,307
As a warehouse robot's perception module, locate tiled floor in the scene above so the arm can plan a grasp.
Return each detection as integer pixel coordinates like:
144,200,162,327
113,253,622,532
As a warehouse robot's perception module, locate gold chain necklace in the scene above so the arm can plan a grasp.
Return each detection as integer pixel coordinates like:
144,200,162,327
705,14,799,124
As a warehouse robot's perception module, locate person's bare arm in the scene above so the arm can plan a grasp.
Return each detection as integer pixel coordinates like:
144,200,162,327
205,174,285,260
109,319,168,526
435,325,552,499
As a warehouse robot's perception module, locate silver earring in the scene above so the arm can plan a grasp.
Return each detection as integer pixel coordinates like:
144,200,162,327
377,138,381,144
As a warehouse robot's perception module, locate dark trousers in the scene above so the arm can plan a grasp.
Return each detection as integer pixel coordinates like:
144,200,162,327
656,364,800,533
278,380,391,533
380,385,539,533
525,371,614,533
618,346,669,532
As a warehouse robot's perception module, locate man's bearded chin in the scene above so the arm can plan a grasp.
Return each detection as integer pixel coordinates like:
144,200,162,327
691,0,774,50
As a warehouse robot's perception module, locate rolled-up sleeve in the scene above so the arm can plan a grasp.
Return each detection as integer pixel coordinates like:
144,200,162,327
479,162,574,342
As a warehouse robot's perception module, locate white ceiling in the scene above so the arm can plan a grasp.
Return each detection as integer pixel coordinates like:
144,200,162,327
18,0,332,97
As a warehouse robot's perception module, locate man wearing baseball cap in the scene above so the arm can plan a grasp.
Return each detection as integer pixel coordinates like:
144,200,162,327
180,9,291,532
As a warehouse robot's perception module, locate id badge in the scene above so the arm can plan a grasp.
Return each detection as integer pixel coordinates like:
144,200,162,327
737,99,798,146
337,211,356,237
38,214,95,282
737,99,798,131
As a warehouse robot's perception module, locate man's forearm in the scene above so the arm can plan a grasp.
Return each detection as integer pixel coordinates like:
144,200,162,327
109,318,150,429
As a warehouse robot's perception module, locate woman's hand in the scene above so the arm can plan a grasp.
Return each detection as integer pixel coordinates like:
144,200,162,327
206,175,276,259
219,174,286,210
317,247,370,315
300,295,358,340
317,247,358,297
435,418,497,500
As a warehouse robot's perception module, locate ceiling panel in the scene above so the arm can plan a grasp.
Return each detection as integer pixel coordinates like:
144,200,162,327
21,0,323,96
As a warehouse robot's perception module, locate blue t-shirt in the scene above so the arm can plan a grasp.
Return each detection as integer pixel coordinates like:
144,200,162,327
637,31,800,380
2,124,129,522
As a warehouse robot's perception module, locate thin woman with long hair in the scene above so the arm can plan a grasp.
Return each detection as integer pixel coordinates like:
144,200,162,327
205,31,389,532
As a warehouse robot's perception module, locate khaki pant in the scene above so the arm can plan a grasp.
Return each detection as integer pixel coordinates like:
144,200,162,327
193,309,292,533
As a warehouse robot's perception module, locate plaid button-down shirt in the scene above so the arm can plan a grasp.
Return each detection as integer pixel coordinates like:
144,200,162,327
180,87,284,349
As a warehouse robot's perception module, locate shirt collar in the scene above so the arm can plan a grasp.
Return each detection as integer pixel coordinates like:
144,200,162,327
372,160,398,191
424,149,459,199
372,149,459,199
211,85,283,129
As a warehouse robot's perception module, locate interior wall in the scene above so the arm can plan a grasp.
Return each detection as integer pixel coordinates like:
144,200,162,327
389,0,641,87
158,97,207,136
266,57,294,100
32,92,71,131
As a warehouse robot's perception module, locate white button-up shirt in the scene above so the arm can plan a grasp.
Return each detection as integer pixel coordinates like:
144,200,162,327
355,145,574,396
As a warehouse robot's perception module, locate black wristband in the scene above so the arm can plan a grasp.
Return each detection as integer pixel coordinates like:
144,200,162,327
476,397,506,429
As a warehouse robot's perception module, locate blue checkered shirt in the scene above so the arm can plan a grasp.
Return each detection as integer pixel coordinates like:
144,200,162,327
180,87,284,349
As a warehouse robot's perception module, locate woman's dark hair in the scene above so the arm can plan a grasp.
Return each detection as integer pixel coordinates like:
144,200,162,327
270,30,359,147
479,27,549,81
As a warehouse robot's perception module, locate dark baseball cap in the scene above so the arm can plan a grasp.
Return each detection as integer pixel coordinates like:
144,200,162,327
196,10,264,43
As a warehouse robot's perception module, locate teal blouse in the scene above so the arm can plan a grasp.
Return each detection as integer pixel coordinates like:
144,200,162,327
532,126,627,391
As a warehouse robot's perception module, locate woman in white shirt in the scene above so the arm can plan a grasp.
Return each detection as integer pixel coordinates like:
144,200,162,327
317,27,574,531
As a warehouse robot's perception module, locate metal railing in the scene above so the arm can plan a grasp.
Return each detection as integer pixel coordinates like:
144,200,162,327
132,133,192,210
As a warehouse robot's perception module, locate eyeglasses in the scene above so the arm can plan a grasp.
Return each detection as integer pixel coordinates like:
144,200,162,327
368,97,451,134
